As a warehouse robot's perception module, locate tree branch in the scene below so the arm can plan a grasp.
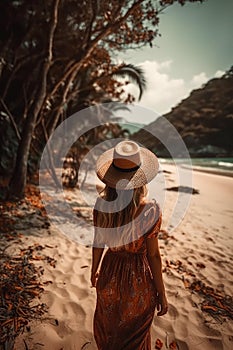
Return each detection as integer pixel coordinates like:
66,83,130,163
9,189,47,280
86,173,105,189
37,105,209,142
32,0,60,120
0,98,21,141
41,119,61,188
42,0,144,106
83,0,99,46
90,0,144,48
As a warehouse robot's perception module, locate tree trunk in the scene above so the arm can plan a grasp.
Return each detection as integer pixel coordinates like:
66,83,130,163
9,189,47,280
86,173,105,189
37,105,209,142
7,0,60,199
8,110,38,198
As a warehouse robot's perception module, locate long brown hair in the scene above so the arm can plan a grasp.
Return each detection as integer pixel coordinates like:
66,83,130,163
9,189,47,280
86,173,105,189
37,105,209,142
94,185,148,246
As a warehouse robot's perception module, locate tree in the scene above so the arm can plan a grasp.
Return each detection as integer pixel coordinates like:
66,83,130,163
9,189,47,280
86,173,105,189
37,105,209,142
0,0,204,198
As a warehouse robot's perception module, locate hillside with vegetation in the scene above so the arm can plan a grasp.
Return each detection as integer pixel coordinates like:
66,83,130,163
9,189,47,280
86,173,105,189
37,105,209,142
132,67,233,157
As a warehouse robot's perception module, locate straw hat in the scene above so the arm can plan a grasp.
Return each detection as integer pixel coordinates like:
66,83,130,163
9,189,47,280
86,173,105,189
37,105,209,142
96,140,159,190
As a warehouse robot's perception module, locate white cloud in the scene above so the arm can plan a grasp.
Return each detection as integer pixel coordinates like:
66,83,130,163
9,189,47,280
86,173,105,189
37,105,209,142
123,60,224,123
214,70,225,78
158,59,173,70
135,60,191,118
191,72,208,86
122,60,225,123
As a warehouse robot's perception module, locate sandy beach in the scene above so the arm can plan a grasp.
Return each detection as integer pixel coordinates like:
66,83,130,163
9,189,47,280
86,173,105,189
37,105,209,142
2,164,232,350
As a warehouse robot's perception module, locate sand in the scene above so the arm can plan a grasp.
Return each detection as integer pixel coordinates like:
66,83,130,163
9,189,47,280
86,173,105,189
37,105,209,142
10,164,233,350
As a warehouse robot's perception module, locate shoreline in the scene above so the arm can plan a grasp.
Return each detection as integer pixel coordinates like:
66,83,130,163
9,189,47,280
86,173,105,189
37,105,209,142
180,164,233,178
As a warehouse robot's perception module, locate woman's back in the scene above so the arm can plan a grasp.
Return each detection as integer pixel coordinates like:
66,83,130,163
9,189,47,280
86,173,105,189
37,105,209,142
92,140,167,349
107,200,162,253
93,196,161,251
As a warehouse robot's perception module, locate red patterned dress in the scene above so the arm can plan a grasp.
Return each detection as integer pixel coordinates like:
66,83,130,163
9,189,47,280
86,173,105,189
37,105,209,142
93,201,162,350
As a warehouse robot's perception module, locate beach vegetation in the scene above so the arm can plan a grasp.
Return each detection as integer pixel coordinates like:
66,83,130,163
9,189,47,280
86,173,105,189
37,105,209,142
0,0,204,198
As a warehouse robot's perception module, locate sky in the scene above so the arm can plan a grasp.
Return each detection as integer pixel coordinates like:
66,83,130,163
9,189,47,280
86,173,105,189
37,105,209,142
118,0,233,124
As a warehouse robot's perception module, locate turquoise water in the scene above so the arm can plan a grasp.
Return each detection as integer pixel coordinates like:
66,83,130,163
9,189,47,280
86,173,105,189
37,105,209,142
189,158,233,171
160,158,233,173
119,122,145,135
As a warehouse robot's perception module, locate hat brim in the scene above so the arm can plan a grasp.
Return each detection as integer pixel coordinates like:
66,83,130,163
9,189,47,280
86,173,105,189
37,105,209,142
96,147,159,190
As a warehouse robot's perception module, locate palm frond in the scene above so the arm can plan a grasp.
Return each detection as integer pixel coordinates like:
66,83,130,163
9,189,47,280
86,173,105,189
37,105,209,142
113,63,147,100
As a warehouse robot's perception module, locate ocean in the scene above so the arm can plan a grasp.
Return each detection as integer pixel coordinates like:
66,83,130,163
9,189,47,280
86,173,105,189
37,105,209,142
160,158,233,177
118,121,233,177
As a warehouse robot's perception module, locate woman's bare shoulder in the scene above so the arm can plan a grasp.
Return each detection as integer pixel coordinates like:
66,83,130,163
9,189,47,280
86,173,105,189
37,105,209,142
143,200,162,239
143,199,160,215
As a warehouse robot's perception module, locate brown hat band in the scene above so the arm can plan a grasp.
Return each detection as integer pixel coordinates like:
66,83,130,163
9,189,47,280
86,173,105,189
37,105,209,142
112,162,141,172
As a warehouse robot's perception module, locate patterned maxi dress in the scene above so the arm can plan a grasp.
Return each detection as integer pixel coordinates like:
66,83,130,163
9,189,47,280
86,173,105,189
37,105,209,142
93,201,162,350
